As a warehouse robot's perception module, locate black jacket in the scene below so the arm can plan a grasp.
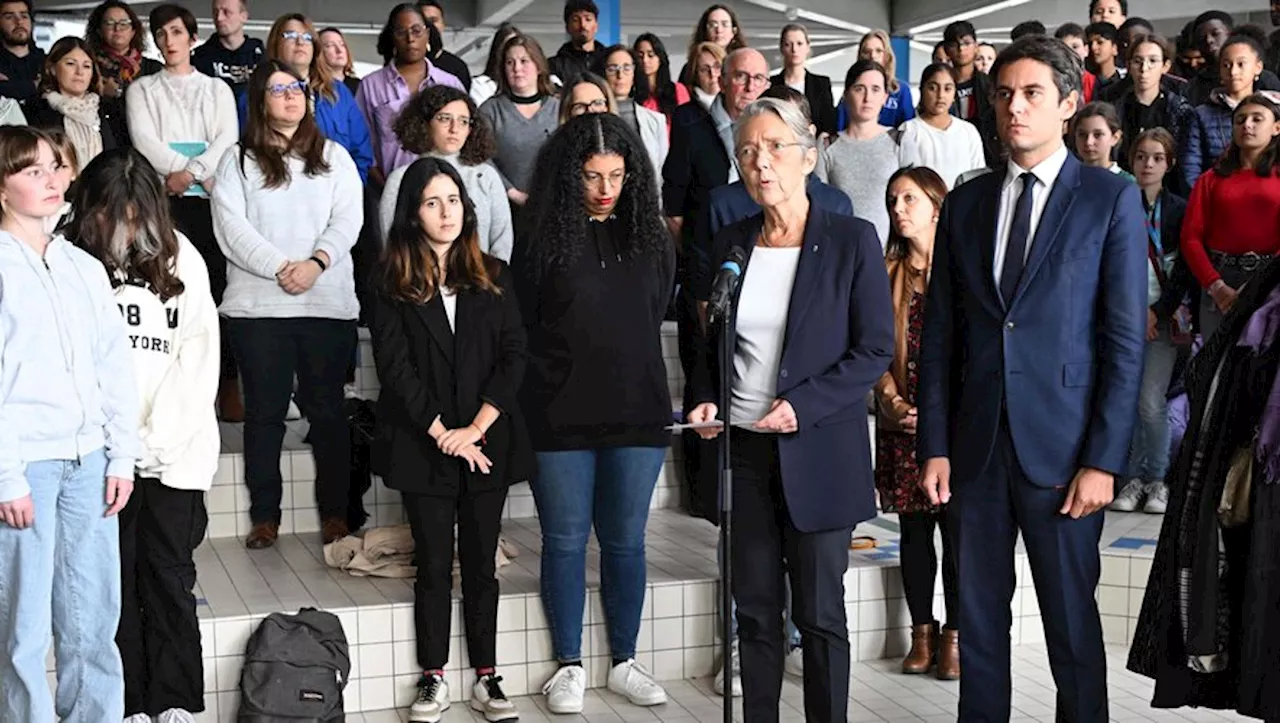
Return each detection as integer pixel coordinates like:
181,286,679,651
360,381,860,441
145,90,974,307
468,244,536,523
663,100,731,283
769,70,836,136
1145,190,1193,324
1095,73,1187,104
949,70,1000,167
1185,66,1280,107
0,45,43,105
548,42,607,84
370,262,532,496
431,48,472,91
25,95,131,152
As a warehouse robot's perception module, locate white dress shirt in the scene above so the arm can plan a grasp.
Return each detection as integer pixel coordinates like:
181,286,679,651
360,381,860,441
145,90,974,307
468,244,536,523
992,144,1070,286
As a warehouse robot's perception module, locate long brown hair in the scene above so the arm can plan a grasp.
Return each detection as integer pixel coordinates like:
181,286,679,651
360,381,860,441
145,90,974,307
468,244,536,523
883,165,947,262
240,60,331,189
65,147,185,301
497,32,556,98
40,36,103,96
266,13,337,103
380,157,500,303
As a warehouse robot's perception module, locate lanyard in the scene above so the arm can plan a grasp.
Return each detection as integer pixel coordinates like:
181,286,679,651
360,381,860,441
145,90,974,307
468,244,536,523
1145,194,1163,256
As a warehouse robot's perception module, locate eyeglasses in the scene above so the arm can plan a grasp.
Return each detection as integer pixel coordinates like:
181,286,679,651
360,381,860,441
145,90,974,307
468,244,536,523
582,169,628,190
570,98,608,115
735,140,805,164
432,112,472,128
731,70,769,88
605,63,635,76
103,19,134,30
267,80,307,98
394,24,427,40
281,30,314,43
697,63,722,77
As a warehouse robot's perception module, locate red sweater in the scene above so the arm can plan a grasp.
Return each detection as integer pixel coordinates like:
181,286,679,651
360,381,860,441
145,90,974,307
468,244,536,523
642,82,692,137
1180,169,1280,288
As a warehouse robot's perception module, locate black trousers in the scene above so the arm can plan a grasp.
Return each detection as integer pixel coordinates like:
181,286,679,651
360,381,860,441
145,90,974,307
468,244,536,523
898,510,959,629
170,196,235,379
227,317,357,525
403,487,508,670
117,477,207,716
731,429,852,723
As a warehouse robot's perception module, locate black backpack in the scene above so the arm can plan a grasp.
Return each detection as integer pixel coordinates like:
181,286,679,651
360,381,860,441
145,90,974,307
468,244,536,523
238,608,352,722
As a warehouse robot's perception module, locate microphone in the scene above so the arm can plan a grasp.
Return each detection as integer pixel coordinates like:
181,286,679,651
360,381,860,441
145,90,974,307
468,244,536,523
706,246,746,325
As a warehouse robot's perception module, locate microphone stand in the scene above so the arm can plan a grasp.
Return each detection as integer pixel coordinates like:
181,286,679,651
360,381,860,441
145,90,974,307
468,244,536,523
714,304,734,723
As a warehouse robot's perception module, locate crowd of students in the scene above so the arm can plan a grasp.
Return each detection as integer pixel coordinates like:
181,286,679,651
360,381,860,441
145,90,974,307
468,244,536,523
0,0,1277,721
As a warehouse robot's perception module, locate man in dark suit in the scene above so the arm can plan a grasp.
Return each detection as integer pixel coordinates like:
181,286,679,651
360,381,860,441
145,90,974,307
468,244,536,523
918,35,1147,723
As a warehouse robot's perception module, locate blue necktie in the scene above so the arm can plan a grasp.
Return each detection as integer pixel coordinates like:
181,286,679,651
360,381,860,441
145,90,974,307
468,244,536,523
1000,172,1036,304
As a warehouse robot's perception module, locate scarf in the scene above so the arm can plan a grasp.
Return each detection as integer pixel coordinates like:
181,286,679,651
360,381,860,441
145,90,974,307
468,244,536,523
709,95,739,184
1238,284,1280,484
98,46,143,83
44,91,103,166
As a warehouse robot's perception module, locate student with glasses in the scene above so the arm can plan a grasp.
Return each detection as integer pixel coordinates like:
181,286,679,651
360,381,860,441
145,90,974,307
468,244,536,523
558,71,615,122
593,45,669,179
235,13,373,184
84,1,161,101
942,21,1000,166
477,32,560,208
212,61,363,549
380,85,512,261
1110,34,1194,183
678,4,747,88
356,3,463,184
688,40,726,111
127,3,241,421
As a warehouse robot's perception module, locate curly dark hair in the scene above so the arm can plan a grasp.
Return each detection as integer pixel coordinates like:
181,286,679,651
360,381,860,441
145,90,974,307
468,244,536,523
522,113,667,280
393,85,495,164
85,0,147,56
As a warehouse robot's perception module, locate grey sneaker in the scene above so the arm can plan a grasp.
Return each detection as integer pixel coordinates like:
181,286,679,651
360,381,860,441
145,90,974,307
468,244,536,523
713,638,742,697
1143,481,1169,514
1109,478,1145,512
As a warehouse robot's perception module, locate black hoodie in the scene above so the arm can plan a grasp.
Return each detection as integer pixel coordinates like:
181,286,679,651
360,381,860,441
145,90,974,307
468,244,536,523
548,41,607,83
515,217,677,451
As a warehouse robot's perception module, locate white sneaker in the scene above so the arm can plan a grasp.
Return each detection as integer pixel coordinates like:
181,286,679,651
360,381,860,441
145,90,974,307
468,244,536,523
542,665,586,714
156,710,197,723
472,673,519,722
713,639,742,697
409,673,450,722
1143,481,1169,514
1109,478,1146,512
286,398,302,421
123,714,153,723
784,645,804,677
608,658,667,707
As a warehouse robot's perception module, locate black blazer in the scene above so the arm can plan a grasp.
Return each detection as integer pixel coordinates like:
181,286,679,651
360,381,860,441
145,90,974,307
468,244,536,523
370,262,533,497
25,95,130,153
769,70,836,137
690,205,894,532
663,101,731,282
1146,190,1193,323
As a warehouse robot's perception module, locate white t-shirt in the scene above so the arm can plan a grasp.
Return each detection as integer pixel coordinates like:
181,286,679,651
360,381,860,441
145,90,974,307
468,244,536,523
731,247,801,428
441,288,457,331
897,116,987,191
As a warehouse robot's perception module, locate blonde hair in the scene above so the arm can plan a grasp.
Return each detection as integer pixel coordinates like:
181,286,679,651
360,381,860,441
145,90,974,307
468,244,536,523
689,39,728,78
859,29,900,93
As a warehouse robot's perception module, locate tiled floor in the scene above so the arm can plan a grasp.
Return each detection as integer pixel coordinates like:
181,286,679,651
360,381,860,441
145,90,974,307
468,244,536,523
338,644,1255,722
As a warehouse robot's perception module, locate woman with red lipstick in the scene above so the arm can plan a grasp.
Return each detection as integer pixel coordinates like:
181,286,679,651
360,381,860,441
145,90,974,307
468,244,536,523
371,156,529,723
515,113,675,714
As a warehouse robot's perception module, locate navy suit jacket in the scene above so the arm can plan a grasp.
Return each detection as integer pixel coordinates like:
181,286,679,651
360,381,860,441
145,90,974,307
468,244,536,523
917,153,1147,488
692,178,855,299
691,205,894,531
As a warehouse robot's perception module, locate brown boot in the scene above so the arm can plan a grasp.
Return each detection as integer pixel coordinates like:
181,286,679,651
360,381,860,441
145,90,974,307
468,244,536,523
902,623,935,674
322,518,350,545
218,376,245,423
245,522,278,549
936,628,960,680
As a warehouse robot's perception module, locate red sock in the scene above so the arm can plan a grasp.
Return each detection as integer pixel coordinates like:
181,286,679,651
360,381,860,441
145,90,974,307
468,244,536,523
424,669,444,678
476,666,495,677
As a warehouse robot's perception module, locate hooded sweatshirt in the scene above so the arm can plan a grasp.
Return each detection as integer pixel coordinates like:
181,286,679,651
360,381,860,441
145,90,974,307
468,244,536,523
107,234,221,490
0,232,139,503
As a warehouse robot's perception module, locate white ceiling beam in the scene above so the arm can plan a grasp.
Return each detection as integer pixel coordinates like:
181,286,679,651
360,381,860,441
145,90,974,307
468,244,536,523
475,0,536,28
907,0,1034,35
735,0,872,34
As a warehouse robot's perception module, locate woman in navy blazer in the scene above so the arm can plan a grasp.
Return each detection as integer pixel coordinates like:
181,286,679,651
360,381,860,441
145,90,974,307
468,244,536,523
687,98,894,723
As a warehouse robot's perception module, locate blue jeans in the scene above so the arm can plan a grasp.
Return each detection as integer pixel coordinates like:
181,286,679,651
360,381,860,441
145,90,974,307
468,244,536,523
0,449,123,722
532,446,666,662
719,538,801,648
1127,333,1178,482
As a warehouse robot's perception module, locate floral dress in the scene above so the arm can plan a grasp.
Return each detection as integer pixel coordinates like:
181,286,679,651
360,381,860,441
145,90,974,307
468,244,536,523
874,289,937,514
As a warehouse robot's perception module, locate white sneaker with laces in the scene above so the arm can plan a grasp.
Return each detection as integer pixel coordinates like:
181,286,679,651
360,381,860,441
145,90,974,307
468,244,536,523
409,673,450,722
784,645,804,677
607,658,668,706
713,639,742,697
472,673,519,721
1143,481,1169,514
542,665,586,714
1109,478,1146,512
155,710,197,723
123,714,152,723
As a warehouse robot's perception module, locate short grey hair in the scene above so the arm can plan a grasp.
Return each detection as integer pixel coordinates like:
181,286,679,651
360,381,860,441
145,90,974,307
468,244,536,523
733,97,818,152
721,47,764,83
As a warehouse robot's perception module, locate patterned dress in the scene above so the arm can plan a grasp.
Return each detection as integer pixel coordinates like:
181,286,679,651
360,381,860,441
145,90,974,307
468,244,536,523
874,290,937,514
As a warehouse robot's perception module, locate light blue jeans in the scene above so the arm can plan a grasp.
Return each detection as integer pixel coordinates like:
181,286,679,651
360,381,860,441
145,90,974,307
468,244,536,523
1127,333,1179,483
0,448,124,722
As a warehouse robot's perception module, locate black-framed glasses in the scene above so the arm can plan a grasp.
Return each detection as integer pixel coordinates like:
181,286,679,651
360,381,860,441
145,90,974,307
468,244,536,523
103,19,134,30
281,30,313,43
433,112,472,128
570,98,608,115
267,80,307,98
394,24,427,40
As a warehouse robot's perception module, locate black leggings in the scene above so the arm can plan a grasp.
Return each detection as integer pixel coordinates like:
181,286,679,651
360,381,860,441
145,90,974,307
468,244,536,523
898,510,959,629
